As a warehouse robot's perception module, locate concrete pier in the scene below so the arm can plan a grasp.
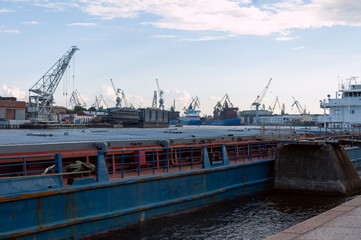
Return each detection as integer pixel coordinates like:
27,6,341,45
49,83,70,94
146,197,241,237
274,142,361,195
264,195,361,240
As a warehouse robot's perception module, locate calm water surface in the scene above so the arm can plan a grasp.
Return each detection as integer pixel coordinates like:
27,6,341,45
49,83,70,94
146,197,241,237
90,192,357,240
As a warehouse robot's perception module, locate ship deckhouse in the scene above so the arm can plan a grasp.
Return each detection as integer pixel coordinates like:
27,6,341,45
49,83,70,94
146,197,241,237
319,80,361,128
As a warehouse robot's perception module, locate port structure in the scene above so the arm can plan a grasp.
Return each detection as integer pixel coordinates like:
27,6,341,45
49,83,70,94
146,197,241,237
28,46,79,122
268,96,281,114
92,95,107,110
110,78,122,108
69,89,87,109
184,96,200,113
251,78,272,125
292,96,307,115
213,94,237,116
156,78,164,110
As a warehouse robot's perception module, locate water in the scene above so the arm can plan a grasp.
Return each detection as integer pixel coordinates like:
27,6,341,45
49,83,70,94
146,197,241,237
89,193,357,240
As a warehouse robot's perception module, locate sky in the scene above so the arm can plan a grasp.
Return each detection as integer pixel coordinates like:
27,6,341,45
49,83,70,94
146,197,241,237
1,0,361,116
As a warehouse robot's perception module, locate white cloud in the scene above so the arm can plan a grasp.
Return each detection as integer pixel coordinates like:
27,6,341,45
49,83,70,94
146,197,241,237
67,22,98,27
275,36,294,41
291,46,305,50
0,28,20,34
152,35,176,38
183,36,227,41
164,88,192,112
16,0,361,38
22,21,39,25
0,85,26,101
0,8,14,13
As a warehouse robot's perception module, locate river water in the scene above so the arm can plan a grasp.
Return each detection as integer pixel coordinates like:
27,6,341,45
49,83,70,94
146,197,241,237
90,192,357,240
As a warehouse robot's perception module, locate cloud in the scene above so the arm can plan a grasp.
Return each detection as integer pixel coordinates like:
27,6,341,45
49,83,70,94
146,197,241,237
0,27,20,34
16,0,361,38
152,35,176,38
22,21,39,25
163,89,192,111
183,36,227,41
0,85,26,101
0,8,14,13
291,46,305,50
275,36,294,41
67,22,98,27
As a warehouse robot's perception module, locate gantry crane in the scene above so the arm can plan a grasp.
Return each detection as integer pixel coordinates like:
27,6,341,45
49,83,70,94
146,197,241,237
292,96,307,115
92,95,108,110
28,45,79,122
183,96,200,113
268,96,281,113
156,79,164,110
69,89,87,109
213,94,235,115
110,78,121,108
251,78,272,125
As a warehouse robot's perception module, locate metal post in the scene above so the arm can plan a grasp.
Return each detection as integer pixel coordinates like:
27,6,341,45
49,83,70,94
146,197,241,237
258,142,260,160
121,151,124,178
264,142,267,159
179,147,182,171
137,150,140,176
242,143,245,161
55,153,62,173
23,157,27,176
166,147,169,172
234,144,237,162
191,147,193,169
152,149,155,174
249,144,253,161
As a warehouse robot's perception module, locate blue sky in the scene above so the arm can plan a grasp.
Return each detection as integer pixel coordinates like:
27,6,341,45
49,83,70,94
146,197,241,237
1,0,361,115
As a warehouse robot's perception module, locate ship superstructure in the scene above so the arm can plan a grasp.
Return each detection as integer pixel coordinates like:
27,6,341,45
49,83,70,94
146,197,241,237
319,77,361,128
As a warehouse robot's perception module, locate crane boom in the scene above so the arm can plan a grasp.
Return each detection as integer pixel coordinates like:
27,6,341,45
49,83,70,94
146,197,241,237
156,78,164,110
28,45,79,122
252,78,272,108
292,96,306,115
110,78,121,108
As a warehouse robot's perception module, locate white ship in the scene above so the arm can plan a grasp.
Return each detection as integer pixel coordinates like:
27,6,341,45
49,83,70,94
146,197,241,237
319,77,361,128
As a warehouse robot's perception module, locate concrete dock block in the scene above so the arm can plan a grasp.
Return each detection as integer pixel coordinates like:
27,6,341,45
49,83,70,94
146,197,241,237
274,142,361,195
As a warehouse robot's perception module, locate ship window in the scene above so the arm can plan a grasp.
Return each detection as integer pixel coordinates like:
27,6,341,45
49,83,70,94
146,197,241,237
351,110,355,114
345,93,349,97
334,110,341,115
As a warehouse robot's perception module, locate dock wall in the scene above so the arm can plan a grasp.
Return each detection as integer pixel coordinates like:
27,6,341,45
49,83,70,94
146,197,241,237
274,143,361,195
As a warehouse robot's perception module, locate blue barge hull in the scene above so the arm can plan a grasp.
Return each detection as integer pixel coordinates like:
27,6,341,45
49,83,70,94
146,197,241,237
0,144,274,239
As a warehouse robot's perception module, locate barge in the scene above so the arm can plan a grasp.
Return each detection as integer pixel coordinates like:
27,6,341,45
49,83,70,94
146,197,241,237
0,128,276,239
1,127,361,239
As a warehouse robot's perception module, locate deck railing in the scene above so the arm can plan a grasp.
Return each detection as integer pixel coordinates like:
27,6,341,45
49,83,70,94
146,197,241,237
103,140,277,178
0,154,62,178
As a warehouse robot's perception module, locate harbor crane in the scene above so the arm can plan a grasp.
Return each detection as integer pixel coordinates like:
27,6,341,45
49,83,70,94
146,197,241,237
69,89,87,109
292,96,307,115
110,78,121,108
213,94,234,114
268,96,281,113
28,45,79,122
92,95,108,110
251,78,272,125
183,96,200,113
156,79,164,110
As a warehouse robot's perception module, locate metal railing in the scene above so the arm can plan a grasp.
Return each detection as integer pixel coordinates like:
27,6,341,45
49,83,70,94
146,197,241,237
105,146,204,178
0,154,62,178
104,141,277,178
224,141,277,163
